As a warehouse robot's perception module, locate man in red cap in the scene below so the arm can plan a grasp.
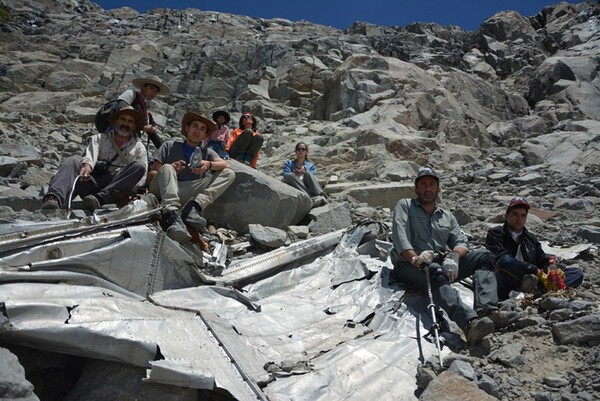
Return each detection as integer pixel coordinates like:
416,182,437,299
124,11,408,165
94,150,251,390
486,197,584,299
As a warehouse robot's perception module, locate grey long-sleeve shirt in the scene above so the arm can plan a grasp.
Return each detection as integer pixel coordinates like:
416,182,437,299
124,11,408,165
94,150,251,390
390,198,469,263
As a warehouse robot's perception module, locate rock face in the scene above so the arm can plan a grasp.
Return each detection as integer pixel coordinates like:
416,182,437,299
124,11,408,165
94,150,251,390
1,1,600,400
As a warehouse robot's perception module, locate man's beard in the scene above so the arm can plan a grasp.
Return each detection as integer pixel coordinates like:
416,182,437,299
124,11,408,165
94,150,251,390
117,125,132,137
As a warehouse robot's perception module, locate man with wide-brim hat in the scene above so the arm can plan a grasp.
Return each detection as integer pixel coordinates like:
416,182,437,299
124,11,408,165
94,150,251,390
42,106,148,212
147,111,235,243
117,74,172,150
205,110,232,158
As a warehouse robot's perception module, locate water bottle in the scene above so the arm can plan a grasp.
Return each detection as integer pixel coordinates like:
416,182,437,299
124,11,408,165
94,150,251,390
190,146,203,168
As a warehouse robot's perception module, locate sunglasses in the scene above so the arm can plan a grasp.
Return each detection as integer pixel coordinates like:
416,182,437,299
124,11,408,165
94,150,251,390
242,115,253,120
295,148,307,151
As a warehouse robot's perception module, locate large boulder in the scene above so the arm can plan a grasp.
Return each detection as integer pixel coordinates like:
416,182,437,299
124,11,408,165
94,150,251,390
203,161,311,233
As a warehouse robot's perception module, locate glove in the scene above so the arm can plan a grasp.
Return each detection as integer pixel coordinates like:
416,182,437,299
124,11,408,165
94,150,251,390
537,268,566,292
417,250,435,265
442,251,460,282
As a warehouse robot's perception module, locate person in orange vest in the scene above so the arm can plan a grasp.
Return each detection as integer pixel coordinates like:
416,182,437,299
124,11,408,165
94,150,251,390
225,112,264,168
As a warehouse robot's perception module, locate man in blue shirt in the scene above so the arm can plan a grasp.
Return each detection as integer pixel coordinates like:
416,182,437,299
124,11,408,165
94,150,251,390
391,167,517,345
147,111,235,243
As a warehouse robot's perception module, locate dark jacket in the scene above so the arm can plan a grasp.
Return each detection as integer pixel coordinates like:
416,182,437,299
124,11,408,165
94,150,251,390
485,224,550,274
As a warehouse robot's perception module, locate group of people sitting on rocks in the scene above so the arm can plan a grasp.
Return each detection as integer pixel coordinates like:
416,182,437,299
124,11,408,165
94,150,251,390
40,74,327,242
391,167,584,345
39,74,583,346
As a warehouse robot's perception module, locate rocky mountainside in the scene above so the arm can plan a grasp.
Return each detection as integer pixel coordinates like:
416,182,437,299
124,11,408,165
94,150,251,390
0,1,599,400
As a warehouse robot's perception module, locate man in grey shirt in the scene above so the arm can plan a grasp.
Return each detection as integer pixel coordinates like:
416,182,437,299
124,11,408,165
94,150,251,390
391,167,517,345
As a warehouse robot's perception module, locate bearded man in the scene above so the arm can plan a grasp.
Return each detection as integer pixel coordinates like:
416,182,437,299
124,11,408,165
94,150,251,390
42,106,148,211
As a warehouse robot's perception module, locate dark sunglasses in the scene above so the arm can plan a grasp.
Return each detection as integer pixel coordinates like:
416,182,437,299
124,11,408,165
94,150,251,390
295,148,307,151
242,115,253,120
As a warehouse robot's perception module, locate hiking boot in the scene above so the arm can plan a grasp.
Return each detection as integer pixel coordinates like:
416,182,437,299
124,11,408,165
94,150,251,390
311,195,327,208
82,194,103,211
519,274,538,293
485,310,519,329
181,201,207,233
41,195,60,210
163,209,192,243
463,317,494,345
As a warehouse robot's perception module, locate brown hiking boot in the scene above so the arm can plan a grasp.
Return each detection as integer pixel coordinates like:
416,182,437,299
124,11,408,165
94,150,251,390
463,317,494,345
41,195,60,210
486,310,519,329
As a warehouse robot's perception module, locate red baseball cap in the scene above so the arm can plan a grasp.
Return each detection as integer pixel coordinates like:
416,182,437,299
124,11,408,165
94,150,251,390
507,197,530,211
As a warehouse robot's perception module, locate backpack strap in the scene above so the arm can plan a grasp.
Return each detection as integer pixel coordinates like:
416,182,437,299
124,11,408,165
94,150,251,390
109,134,131,165
133,91,149,125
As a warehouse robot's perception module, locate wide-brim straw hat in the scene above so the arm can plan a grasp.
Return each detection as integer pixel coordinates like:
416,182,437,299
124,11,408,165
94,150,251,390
107,106,144,132
212,110,231,124
132,75,171,96
181,111,217,136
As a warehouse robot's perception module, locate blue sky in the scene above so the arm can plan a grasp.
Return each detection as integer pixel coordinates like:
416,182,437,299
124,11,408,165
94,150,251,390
94,1,573,31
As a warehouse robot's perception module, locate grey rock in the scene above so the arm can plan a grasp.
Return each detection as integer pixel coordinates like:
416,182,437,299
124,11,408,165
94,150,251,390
416,364,436,390
540,297,571,311
543,376,570,388
419,371,498,401
0,347,39,400
491,342,525,368
307,201,353,235
577,225,600,243
448,360,476,381
203,162,311,234
248,224,288,248
552,313,600,345
287,225,309,239
514,315,547,329
509,173,546,185
548,308,572,321
553,198,594,211
477,373,499,398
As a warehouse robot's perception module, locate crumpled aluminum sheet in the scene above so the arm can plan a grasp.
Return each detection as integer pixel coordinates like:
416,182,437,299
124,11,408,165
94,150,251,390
152,234,457,400
0,282,261,401
0,225,204,297
0,218,465,400
540,241,593,260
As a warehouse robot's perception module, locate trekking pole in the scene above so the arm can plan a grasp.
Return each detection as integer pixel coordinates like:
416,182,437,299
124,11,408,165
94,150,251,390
419,251,443,366
66,176,80,218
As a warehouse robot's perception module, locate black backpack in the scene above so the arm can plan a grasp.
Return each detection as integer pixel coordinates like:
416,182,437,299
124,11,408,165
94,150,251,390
94,91,146,134
94,99,125,133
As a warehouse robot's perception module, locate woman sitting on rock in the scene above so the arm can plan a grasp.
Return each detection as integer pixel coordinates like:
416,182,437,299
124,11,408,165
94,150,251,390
225,112,263,168
282,142,327,205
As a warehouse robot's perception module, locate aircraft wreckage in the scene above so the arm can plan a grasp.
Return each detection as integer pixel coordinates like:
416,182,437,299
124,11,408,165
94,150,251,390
0,199,478,400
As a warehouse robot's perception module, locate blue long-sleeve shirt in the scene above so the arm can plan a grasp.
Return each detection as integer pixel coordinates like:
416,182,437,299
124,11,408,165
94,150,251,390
282,159,317,179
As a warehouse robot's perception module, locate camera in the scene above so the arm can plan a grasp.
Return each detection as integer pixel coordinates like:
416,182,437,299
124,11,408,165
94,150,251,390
93,159,110,174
